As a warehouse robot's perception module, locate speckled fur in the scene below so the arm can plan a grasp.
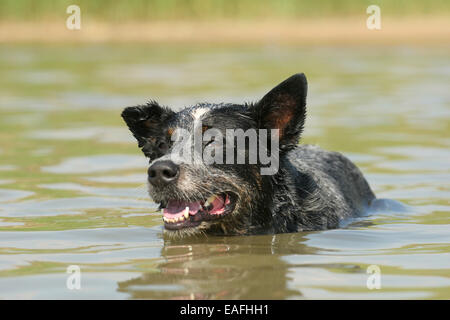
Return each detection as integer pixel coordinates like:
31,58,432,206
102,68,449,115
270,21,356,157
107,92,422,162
121,73,376,237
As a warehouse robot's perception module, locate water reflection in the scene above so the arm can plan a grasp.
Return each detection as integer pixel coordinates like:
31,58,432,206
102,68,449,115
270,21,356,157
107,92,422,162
118,233,316,299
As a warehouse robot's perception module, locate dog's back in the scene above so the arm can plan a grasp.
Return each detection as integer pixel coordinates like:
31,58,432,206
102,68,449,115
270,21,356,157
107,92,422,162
281,145,375,230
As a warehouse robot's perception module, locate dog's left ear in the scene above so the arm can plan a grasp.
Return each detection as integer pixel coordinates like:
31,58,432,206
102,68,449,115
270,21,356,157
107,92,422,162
121,101,175,158
251,73,307,150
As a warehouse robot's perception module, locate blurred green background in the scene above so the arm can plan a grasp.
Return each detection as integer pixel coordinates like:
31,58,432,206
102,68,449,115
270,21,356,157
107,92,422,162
1,0,449,21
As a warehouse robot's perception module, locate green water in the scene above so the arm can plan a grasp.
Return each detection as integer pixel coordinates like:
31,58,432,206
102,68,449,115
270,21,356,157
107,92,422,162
0,44,449,299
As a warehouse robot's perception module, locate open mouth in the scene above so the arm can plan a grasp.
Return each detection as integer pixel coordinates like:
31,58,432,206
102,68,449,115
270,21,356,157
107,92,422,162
160,193,236,230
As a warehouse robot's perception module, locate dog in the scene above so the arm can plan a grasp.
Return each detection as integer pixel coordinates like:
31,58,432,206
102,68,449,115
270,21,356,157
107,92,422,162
121,73,375,238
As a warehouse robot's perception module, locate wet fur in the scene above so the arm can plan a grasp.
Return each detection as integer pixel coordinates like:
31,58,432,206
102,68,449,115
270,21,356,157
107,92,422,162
121,73,376,238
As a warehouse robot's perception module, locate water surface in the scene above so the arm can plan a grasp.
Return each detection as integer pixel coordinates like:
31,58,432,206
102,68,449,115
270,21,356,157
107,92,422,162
0,44,449,299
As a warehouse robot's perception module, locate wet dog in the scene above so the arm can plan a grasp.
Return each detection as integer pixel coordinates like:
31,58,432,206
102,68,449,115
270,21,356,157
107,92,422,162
121,73,375,238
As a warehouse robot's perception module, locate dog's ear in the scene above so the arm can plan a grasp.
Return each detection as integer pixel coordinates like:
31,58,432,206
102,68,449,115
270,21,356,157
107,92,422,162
121,101,175,158
251,73,307,150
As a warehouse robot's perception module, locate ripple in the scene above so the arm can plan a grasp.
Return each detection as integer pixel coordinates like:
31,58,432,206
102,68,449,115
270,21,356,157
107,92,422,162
83,174,146,184
0,165,18,171
28,127,134,144
41,154,148,174
39,183,149,200
0,189,34,202
0,220,24,227
376,146,450,172
305,223,450,253
0,196,156,217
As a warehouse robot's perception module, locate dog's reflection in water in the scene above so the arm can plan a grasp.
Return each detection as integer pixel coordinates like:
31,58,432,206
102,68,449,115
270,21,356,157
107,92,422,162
117,232,317,300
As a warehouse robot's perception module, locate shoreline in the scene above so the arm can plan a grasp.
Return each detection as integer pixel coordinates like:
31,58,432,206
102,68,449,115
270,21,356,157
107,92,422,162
1,17,449,44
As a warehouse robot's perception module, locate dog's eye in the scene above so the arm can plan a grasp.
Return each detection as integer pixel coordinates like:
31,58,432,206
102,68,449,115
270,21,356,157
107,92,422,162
158,141,168,153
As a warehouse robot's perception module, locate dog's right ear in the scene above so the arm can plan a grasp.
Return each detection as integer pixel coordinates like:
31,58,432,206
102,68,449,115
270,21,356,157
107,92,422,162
121,101,175,158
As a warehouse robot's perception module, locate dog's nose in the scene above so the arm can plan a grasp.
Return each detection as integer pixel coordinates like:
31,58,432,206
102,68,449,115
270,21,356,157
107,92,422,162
148,160,179,187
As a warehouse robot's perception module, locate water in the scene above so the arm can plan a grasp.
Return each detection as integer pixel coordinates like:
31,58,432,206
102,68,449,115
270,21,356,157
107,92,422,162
0,44,449,299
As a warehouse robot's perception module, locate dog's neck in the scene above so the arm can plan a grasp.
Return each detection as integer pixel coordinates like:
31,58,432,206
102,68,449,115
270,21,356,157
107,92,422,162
266,154,321,232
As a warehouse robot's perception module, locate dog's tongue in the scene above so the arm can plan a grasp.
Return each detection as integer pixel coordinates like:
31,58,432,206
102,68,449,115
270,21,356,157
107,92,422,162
162,195,230,219
163,200,201,219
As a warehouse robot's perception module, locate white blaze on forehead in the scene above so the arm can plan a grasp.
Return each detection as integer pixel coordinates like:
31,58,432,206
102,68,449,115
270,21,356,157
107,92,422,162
191,107,209,120
166,107,210,166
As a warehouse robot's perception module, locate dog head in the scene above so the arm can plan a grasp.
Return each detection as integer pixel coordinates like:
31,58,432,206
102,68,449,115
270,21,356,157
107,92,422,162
121,73,307,237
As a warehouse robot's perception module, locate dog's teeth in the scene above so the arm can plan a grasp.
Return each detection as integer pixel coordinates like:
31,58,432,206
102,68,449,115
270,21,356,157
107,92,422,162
204,195,216,207
162,207,190,224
